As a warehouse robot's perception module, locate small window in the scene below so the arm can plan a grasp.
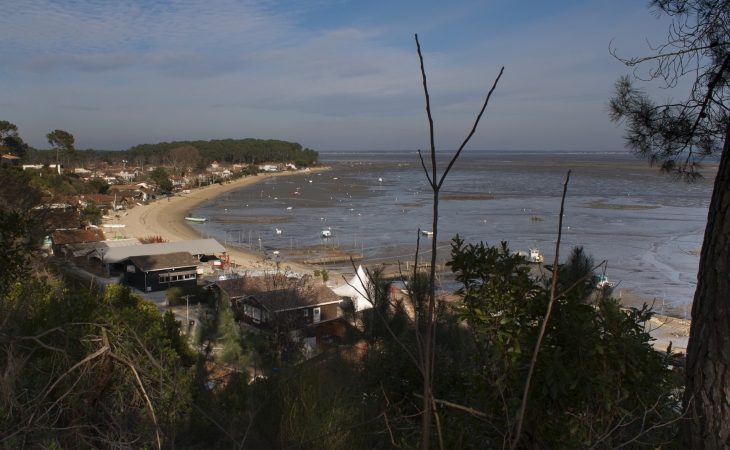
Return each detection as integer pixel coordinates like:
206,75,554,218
303,309,308,316
160,277,168,283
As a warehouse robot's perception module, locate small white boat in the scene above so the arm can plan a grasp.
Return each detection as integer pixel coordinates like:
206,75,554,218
185,217,206,222
293,191,300,195
276,229,282,235
597,274,614,288
287,206,293,210
529,248,544,263
321,230,332,238
378,178,383,182
273,251,280,256
422,230,434,236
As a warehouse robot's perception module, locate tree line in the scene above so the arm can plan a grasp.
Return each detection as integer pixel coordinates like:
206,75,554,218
0,128,319,169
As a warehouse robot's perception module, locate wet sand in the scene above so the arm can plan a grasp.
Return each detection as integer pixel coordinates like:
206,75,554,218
102,169,328,274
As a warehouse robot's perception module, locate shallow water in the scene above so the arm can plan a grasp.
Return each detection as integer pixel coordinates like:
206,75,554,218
190,151,714,309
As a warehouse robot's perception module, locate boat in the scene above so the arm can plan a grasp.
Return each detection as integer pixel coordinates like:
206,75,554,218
287,206,293,210
529,248,544,263
378,178,383,182
293,191,300,195
185,217,206,222
276,228,282,234
422,230,434,236
348,207,355,212
597,274,614,289
321,230,332,238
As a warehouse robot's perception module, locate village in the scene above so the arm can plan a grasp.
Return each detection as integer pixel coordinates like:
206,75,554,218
5,153,388,366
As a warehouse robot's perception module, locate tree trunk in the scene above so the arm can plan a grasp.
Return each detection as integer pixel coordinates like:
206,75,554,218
682,121,730,448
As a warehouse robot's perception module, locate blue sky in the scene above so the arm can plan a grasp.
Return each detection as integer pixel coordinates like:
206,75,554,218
0,0,677,151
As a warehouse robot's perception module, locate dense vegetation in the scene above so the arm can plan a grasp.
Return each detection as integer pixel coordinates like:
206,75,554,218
1,120,319,168
18,137,319,168
127,139,318,167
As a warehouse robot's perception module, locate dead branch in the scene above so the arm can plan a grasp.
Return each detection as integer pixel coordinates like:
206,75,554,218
512,170,571,449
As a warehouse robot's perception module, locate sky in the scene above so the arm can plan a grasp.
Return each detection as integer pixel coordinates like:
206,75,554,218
0,0,680,152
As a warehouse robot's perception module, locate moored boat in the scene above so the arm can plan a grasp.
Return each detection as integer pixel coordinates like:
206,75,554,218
185,217,206,222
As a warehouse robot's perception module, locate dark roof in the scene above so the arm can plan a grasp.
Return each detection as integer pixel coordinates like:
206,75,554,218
50,228,105,245
127,251,200,272
111,190,141,199
216,277,341,312
215,274,293,299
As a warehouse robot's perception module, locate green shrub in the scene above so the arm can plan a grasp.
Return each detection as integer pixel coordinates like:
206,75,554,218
166,285,208,306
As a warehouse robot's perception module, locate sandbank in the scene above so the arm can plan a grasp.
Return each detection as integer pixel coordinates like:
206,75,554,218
103,169,328,274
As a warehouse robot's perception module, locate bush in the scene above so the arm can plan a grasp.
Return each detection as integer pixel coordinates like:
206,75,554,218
166,285,208,306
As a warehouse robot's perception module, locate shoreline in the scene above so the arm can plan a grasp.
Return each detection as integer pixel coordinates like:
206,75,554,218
104,168,329,274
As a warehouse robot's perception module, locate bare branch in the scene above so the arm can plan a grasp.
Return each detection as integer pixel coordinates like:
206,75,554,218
437,66,504,190
512,170,571,449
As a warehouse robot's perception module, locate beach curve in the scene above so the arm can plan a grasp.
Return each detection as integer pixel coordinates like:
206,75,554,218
104,169,329,274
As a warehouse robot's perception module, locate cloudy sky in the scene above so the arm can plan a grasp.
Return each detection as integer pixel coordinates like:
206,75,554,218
0,0,677,151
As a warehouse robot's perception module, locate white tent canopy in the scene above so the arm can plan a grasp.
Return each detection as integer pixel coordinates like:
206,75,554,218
333,265,373,311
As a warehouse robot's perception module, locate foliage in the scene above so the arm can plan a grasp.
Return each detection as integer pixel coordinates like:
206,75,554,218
149,166,173,192
0,120,28,158
128,138,318,166
608,0,730,180
446,236,681,448
80,200,103,224
165,284,209,307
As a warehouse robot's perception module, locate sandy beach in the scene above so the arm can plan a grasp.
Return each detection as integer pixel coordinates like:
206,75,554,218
103,170,328,274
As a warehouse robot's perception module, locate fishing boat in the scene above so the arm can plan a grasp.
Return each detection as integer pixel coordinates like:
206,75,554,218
185,217,206,222
321,230,332,238
422,230,434,236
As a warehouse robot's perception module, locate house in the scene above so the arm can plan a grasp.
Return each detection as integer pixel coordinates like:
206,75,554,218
169,175,185,189
50,228,106,257
23,164,44,170
124,251,201,292
139,187,155,201
78,194,116,209
214,277,342,329
258,162,281,172
92,238,227,276
210,168,232,180
1,154,21,166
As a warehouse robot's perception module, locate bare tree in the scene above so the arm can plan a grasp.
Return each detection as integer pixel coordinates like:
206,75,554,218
413,34,503,449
